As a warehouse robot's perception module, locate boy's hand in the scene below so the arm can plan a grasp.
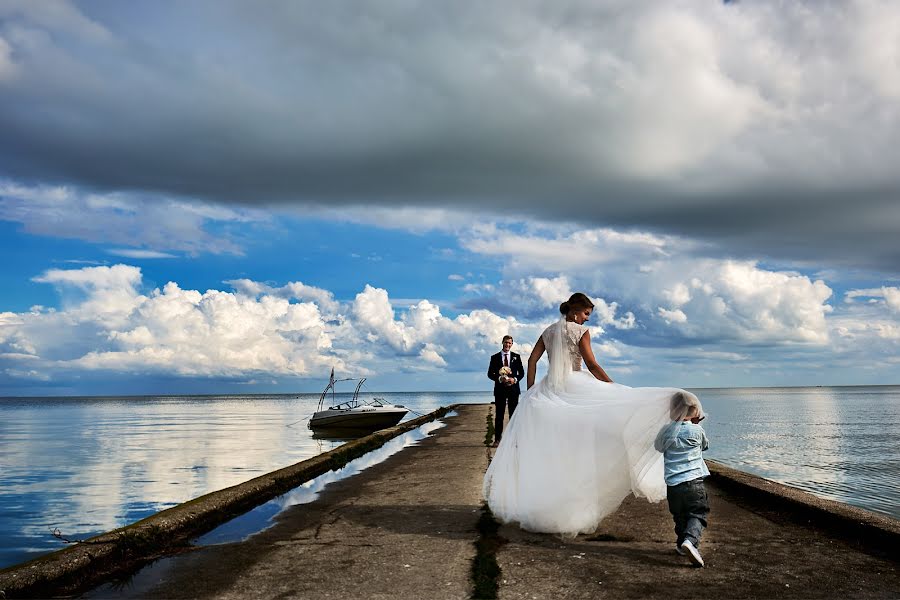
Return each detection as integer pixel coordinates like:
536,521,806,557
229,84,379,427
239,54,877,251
690,415,705,424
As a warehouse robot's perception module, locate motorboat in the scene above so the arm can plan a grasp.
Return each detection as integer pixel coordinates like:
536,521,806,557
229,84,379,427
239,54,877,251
308,375,408,432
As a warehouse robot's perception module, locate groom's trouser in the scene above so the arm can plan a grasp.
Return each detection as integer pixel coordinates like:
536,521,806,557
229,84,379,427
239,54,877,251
667,477,710,547
493,391,519,441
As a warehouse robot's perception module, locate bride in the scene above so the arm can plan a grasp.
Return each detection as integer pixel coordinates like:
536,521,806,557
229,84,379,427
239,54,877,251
482,292,699,536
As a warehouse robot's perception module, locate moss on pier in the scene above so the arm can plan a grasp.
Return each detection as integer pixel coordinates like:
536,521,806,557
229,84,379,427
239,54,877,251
471,504,504,599
473,405,504,599
484,407,495,446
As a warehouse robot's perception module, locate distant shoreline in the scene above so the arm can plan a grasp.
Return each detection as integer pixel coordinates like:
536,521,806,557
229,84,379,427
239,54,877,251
2,382,900,399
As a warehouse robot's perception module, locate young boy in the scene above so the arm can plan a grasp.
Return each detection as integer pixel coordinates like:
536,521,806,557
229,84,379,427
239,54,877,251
654,391,710,567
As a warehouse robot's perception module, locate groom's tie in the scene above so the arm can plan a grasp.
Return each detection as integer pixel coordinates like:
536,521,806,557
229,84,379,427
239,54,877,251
504,354,509,367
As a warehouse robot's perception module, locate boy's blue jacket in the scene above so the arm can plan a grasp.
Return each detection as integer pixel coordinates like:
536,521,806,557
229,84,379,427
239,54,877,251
655,421,710,486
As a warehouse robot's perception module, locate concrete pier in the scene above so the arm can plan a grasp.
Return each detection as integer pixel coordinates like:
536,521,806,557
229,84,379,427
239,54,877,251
3,403,899,599
91,405,488,600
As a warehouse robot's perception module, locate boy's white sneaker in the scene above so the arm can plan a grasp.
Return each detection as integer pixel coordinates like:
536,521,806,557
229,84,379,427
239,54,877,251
680,540,705,567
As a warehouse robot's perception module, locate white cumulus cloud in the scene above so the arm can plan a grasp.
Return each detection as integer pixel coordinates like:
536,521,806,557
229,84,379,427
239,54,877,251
462,223,835,345
2,266,550,385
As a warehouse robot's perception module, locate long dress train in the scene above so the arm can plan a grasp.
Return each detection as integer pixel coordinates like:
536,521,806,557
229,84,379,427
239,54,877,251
482,319,687,536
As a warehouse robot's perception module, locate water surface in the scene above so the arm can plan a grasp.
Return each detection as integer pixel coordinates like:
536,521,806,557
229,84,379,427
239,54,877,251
0,391,487,569
1,386,898,569
697,385,900,519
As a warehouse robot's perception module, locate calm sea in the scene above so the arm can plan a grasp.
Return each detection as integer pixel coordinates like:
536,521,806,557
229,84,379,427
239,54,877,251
0,386,897,569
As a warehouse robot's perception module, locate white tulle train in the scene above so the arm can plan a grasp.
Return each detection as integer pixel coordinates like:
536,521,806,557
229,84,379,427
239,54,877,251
482,371,679,536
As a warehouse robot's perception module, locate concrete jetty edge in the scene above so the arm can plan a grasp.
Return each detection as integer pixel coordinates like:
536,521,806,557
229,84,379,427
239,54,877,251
0,405,454,599
707,459,900,554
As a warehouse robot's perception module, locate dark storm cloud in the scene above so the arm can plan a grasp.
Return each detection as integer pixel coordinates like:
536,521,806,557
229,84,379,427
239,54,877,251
2,0,900,270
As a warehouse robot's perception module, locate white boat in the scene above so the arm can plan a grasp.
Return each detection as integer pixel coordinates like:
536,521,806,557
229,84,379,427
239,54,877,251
308,375,408,432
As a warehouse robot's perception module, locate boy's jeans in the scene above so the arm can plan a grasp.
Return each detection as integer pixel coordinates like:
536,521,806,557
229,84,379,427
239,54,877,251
666,477,709,547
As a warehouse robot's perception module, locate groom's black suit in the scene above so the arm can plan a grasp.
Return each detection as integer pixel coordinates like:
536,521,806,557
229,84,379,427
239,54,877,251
487,351,525,442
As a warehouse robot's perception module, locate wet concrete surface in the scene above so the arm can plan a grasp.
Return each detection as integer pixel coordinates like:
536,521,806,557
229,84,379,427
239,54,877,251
496,483,899,599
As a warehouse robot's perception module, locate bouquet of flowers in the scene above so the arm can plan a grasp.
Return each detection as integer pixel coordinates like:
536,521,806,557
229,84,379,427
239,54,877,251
498,366,513,384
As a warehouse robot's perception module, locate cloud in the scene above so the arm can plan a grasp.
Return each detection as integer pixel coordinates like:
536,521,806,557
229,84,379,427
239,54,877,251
296,206,478,235
663,261,834,344
1,265,543,385
886,288,900,312
0,0,112,43
1,2,899,270
0,181,266,254
825,286,900,377
0,35,16,81
525,276,572,310
74,282,331,377
32,264,144,325
107,249,176,259
8,266,335,379
460,224,834,345
226,278,340,315
461,224,676,273
33,263,142,289
3,259,900,390
658,307,688,324
353,285,415,353
846,286,900,312
346,286,534,370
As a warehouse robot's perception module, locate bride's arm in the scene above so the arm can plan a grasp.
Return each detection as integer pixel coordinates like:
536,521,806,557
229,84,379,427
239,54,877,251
526,337,545,389
579,332,613,383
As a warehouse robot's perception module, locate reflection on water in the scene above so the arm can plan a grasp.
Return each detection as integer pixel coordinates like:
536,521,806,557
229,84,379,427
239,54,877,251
695,386,900,520
198,417,450,546
310,428,373,442
2,387,899,570
0,392,487,569
84,418,454,600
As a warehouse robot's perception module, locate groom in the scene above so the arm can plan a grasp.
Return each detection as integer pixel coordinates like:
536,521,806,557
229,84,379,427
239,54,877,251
487,335,525,447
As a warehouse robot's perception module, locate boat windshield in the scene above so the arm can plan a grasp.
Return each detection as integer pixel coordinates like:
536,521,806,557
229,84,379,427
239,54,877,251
328,399,360,411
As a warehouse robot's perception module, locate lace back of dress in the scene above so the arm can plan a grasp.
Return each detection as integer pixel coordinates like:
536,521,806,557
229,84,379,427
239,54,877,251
546,317,571,392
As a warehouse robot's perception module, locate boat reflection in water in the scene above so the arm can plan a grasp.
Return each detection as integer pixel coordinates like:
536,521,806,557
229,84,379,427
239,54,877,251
310,427,368,442
308,374,408,437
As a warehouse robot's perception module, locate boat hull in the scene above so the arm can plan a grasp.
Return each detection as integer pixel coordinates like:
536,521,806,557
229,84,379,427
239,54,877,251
308,407,407,431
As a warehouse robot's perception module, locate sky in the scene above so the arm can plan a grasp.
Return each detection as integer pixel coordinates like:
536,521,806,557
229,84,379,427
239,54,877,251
1,0,900,396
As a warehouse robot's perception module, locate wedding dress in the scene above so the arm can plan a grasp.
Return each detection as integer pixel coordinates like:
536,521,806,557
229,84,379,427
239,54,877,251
482,318,688,536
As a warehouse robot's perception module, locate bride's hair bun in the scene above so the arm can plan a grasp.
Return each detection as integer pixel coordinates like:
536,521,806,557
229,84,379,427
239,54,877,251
560,292,595,315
